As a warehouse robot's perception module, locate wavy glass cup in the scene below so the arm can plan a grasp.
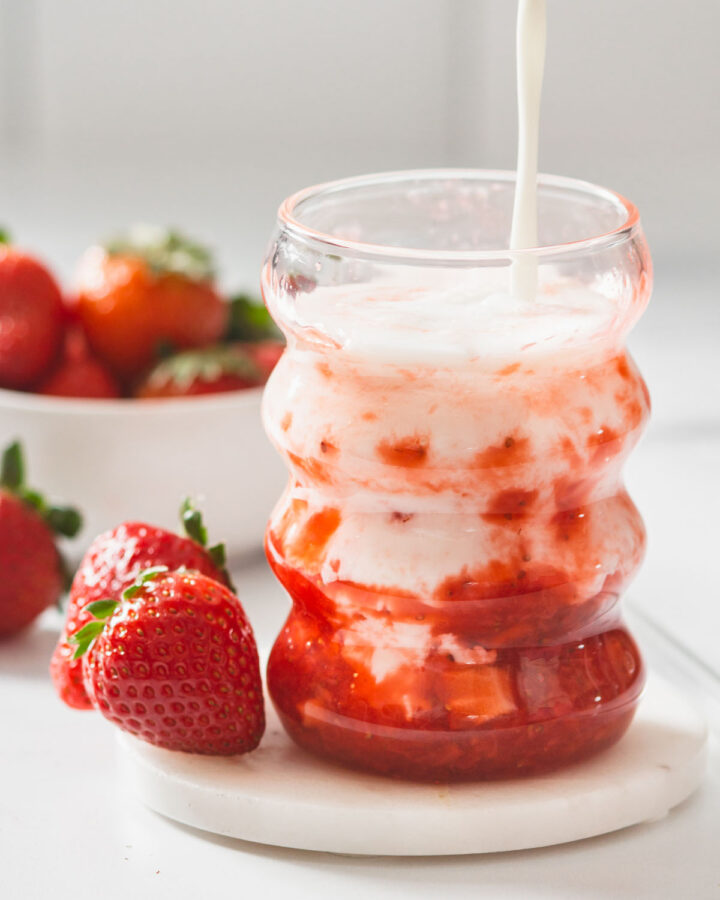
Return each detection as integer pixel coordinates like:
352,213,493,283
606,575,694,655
261,170,652,781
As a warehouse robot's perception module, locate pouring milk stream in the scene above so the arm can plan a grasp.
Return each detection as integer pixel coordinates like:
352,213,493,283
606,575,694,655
510,0,547,301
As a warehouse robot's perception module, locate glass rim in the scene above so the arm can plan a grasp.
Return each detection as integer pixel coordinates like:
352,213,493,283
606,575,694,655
277,168,641,264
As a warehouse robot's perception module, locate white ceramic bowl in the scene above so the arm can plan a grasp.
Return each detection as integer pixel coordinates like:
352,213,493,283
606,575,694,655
0,387,286,560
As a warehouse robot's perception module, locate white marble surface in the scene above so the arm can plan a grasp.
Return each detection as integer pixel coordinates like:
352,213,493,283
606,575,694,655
118,674,707,856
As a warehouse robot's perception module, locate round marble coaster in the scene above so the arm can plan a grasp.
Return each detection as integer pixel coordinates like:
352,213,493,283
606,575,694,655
117,674,708,856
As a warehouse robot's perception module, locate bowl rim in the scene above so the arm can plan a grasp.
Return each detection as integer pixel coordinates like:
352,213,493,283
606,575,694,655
0,385,264,416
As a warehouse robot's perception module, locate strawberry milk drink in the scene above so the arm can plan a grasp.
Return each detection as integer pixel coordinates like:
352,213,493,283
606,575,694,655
260,1,652,780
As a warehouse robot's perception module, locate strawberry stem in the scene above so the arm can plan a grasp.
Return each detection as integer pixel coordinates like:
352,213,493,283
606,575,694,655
0,228,10,245
1,441,24,490
180,499,234,591
181,498,208,546
208,543,226,569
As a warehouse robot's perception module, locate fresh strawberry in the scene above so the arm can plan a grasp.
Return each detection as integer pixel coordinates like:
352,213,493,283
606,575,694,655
0,441,82,637
37,327,121,399
75,226,228,380
0,232,64,389
242,339,284,382
50,500,231,710
135,344,262,399
72,567,265,755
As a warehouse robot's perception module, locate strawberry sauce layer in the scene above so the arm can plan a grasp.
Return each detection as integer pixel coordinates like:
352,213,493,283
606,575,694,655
263,337,649,781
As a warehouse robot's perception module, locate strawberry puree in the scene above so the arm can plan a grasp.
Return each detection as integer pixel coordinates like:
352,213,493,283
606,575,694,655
263,343,648,778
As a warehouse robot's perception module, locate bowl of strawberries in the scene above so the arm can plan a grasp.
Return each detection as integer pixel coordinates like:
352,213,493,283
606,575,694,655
0,226,285,558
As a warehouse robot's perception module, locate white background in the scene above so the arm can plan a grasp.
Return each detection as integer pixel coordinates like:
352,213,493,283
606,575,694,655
0,0,718,281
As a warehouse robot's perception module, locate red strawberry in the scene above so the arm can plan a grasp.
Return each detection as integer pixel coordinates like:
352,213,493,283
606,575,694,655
135,344,261,399
0,233,64,389
73,567,265,755
75,226,228,380
50,500,230,710
241,339,284,382
0,441,82,637
37,327,121,399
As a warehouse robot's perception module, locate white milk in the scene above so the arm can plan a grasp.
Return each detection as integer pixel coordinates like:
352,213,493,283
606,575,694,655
510,0,547,301
268,270,628,367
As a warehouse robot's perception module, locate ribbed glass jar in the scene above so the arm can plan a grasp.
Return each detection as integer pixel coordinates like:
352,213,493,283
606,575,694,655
261,170,651,781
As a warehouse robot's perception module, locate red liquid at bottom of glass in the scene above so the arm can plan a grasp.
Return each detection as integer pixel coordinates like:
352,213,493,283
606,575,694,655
272,695,639,783
267,556,644,783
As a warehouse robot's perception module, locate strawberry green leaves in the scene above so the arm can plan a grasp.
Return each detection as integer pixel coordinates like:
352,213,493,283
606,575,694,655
225,294,280,342
122,565,169,599
208,543,226,570
46,506,83,538
181,498,207,546
0,441,24,491
69,620,106,659
180,499,233,590
1,440,82,538
104,225,215,282
85,599,120,619
69,592,124,659
143,344,261,392
69,567,169,659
